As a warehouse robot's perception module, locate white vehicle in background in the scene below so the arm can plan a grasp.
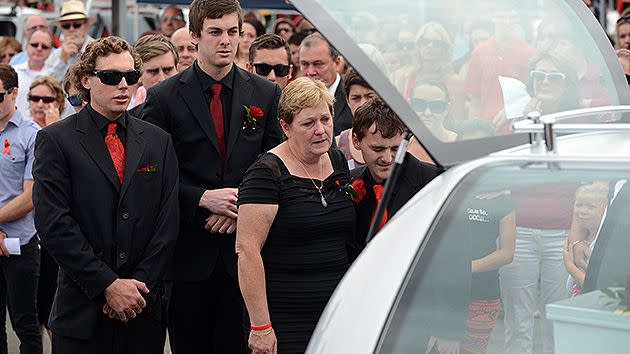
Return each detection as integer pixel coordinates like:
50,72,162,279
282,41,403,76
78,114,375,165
287,0,630,353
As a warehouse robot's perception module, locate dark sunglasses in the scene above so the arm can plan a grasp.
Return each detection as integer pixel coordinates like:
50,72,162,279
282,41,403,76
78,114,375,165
0,87,15,103
0,52,17,61
29,42,51,50
67,94,83,107
92,70,141,86
530,70,566,82
253,63,290,77
418,38,446,49
410,98,448,114
60,21,85,30
28,95,56,103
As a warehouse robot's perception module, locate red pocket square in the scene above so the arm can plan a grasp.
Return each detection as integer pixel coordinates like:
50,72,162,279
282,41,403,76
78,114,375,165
137,164,158,172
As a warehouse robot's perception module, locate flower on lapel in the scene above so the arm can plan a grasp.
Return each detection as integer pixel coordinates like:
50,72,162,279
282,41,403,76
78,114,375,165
2,139,10,155
336,177,366,203
242,105,264,129
137,164,158,172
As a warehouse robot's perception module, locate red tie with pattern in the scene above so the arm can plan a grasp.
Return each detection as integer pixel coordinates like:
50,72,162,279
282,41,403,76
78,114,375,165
105,122,125,184
372,185,388,232
210,83,226,161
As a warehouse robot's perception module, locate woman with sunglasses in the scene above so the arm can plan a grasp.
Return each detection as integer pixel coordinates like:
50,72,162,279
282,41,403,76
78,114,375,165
14,30,53,119
28,76,64,128
411,81,457,142
0,37,21,65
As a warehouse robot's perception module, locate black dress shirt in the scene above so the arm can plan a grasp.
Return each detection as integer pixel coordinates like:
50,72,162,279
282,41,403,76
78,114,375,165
86,104,127,147
193,61,235,139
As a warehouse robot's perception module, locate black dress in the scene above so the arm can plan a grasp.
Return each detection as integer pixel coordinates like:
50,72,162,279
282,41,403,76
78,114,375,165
238,149,355,354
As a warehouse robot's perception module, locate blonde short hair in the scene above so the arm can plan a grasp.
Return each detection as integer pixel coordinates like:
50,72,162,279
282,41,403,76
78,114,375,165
29,76,65,115
278,77,334,125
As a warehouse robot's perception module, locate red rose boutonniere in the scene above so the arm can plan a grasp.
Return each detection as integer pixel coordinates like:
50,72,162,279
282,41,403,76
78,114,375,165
242,105,264,129
2,139,10,155
336,177,366,203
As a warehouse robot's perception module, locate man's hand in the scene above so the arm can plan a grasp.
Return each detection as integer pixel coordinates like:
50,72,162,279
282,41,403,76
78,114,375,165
104,279,148,322
426,336,460,354
205,214,237,234
573,241,591,271
0,231,9,257
60,37,80,62
199,188,238,218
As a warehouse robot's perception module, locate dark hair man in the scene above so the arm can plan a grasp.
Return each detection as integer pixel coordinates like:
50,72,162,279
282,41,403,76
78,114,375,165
32,36,179,354
247,33,293,89
141,0,283,352
299,32,353,135
0,64,43,353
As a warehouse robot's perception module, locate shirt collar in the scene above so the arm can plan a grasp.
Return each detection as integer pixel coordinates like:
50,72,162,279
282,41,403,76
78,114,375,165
194,61,235,92
7,110,23,128
86,104,127,131
328,73,341,96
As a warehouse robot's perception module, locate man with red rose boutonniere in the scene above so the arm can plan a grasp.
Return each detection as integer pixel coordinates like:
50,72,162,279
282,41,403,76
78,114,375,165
349,97,440,261
141,0,283,352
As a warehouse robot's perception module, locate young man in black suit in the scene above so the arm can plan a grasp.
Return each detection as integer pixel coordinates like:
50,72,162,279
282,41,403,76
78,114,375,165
141,0,283,352
350,97,441,255
32,36,179,354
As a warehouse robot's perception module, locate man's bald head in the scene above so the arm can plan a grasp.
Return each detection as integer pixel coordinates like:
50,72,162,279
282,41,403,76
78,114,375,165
170,27,198,71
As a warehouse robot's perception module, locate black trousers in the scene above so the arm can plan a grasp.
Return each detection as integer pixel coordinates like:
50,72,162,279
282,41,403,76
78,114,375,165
169,256,246,354
52,311,166,354
0,236,42,354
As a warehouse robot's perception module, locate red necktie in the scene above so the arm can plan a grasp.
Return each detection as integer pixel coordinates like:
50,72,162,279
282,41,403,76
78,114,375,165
371,185,388,232
105,122,125,184
210,83,226,161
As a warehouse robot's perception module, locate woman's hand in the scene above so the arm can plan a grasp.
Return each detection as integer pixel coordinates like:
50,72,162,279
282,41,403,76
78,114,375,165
248,328,277,354
45,104,61,126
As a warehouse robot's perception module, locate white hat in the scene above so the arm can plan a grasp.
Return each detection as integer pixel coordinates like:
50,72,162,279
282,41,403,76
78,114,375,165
56,0,95,23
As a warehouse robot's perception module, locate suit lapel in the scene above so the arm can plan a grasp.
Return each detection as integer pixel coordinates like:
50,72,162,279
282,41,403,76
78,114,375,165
226,67,253,162
178,68,221,155
334,84,349,124
119,118,145,201
76,111,120,191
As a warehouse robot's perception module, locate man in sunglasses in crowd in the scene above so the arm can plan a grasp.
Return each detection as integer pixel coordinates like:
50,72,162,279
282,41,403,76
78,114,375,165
14,29,54,119
299,32,353,135
142,0,282,351
44,0,95,83
0,64,44,354
11,14,57,66
170,27,198,72
160,6,186,38
247,33,292,89
33,36,179,354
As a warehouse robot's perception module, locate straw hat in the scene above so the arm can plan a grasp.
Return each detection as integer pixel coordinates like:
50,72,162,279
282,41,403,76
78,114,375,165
56,0,95,23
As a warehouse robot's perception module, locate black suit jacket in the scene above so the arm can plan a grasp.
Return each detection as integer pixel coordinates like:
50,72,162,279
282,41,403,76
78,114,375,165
32,109,179,339
333,80,353,136
349,153,441,257
142,64,283,281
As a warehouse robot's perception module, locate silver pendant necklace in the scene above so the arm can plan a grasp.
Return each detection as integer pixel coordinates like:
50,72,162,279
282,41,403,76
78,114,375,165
292,149,327,208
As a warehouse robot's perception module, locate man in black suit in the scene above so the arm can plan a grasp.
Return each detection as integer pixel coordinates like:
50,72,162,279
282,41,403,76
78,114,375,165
349,97,440,254
299,32,353,136
141,0,283,352
32,36,179,354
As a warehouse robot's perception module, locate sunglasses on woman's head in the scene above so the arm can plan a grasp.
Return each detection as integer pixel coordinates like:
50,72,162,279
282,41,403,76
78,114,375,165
410,98,448,114
92,70,141,86
66,94,83,107
530,70,566,82
28,95,56,104
253,63,291,77
60,21,85,30
0,87,15,103
618,16,630,25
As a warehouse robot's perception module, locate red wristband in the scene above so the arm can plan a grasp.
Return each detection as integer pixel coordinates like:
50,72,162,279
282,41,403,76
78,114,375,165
250,322,272,331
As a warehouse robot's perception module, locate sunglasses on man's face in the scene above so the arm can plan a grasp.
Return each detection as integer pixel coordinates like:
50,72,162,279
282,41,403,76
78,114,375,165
0,87,15,103
28,95,56,104
92,70,141,86
67,94,83,107
530,70,566,82
30,42,51,50
60,21,85,30
410,98,448,114
253,63,291,77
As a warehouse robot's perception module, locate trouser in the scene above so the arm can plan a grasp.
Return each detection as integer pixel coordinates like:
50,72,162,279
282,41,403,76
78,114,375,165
168,256,246,354
0,236,42,354
499,227,568,354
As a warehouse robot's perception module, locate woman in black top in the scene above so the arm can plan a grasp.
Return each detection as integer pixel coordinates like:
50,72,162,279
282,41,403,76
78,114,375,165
236,77,355,354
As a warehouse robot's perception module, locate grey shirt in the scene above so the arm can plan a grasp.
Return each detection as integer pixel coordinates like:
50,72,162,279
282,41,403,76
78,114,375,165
0,110,40,244
43,35,95,83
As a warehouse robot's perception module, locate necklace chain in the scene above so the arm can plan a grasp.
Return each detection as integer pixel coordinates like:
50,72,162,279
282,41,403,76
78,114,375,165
288,146,327,207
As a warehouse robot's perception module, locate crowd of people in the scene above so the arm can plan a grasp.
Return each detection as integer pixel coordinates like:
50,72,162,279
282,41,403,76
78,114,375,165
0,0,629,354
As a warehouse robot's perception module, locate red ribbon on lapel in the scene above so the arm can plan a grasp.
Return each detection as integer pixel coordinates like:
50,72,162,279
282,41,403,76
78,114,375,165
2,139,10,155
